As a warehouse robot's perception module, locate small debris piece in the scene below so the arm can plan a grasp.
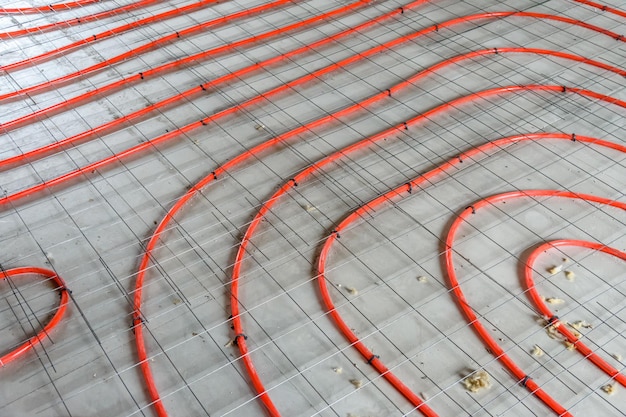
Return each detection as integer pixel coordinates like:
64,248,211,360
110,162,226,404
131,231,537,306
611,353,622,361
462,370,491,393
562,257,569,263
345,286,358,296
545,297,564,304
192,332,198,336
548,265,563,275
332,367,343,374
564,341,576,351
255,124,265,130
564,270,575,280
172,298,182,305
417,275,427,283
224,340,234,348
570,320,592,330
546,323,562,340
531,345,544,357
420,391,429,401
304,204,317,212
602,384,616,395
350,379,363,389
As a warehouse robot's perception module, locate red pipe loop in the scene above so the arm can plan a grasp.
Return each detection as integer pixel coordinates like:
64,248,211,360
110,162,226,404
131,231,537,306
524,239,626,386
0,267,70,366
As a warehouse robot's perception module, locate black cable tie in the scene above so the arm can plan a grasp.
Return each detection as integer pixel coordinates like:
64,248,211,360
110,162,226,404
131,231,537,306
616,34,624,42
399,6,404,14
494,47,498,54
201,120,207,126
332,229,340,239
457,155,463,163
200,84,207,91
139,72,144,80
403,122,408,130
548,315,559,324
211,171,218,180
59,286,72,297
386,89,392,97
521,375,531,387
233,333,248,346
406,182,412,194
561,86,567,93
130,317,144,334
602,5,608,11
571,133,576,142
435,24,439,32
92,35,97,41
76,18,81,23
367,354,380,364
176,31,180,38
466,205,476,214
290,178,298,186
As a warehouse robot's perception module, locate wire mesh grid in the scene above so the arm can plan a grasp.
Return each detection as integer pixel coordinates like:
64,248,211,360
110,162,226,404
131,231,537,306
1,0,625,416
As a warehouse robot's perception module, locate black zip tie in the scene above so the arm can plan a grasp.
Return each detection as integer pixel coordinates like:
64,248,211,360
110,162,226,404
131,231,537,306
59,287,72,298
92,35,97,41
130,317,144,334
233,333,247,346
290,178,298,186
139,72,144,80
399,6,404,14
616,35,624,42
561,86,567,93
386,89,392,97
406,183,412,194
494,47,498,54
332,230,340,239
201,120,207,126
434,24,439,32
571,133,576,142
367,354,380,364
200,84,206,91
521,375,531,387
76,19,81,23
548,315,559,324
457,155,463,163
466,205,476,214
403,122,408,130
176,31,180,38
211,171,218,180
602,5,608,11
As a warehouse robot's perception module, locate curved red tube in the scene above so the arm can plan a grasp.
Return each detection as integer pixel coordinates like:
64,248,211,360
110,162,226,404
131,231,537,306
1,9,623,115
315,135,625,416
0,267,70,366
524,239,626,386
0,0,161,38
3,46,624,169
0,0,221,71
573,0,626,18
0,0,105,14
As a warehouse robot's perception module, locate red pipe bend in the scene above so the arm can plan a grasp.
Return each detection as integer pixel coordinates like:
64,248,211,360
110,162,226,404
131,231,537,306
524,239,626,386
315,133,625,416
573,0,626,18
0,267,70,366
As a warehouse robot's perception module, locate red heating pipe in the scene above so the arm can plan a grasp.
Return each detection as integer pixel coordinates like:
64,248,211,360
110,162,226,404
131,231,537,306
0,0,222,70
317,135,625,416
1,9,623,113
0,0,161,38
0,0,295,102
573,0,626,18
0,0,105,14
4,46,624,173
524,239,626,386
231,90,626,416
0,267,70,366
